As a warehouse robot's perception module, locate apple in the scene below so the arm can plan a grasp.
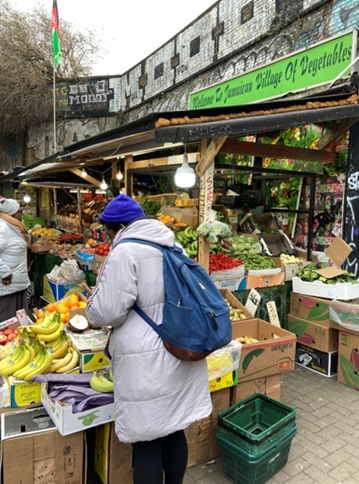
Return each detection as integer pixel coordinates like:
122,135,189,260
13,329,19,335
6,333,17,343
0,335,8,345
4,328,14,336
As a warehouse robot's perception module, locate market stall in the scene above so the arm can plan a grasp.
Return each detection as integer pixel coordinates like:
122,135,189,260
1,80,359,482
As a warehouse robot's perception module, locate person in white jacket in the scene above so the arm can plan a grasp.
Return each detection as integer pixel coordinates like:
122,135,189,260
86,195,212,484
0,199,31,321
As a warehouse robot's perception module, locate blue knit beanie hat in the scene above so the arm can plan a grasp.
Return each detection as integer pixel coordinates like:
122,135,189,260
100,194,145,224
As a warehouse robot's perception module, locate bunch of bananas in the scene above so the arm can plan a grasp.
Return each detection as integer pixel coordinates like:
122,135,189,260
0,311,79,379
234,336,260,344
13,346,53,381
0,340,36,377
174,226,198,257
50,347,79,373
90,369,114,393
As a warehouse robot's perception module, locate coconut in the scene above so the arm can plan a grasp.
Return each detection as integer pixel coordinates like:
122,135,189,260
68,314,89,333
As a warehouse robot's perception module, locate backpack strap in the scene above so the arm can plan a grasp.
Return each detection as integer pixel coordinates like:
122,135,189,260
113,237,180,334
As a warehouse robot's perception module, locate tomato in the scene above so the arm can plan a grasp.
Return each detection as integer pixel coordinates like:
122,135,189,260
98,249,104,256
103,250,109,256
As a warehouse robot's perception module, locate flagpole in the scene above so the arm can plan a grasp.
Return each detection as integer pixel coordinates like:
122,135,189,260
53,64,57,153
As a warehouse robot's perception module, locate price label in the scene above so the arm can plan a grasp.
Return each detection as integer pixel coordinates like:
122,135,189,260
245,289,261,316
266,301,281,328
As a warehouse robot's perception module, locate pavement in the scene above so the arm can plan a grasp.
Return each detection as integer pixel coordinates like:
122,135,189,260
183,365,359,484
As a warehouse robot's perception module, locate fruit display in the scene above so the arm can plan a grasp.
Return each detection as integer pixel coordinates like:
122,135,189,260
174,226,199,257
297,262,359,284
0,311,82,379
236,254,277,270
234,336,260,344
280,254,304,264
31,227,60,237
157,214,175,227
90,369,114,393
0,327,18,346
223,298,247,321
40,293,87,325
93,241,111,256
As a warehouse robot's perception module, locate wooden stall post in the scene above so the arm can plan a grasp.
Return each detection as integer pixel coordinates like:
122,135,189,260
124,155,133,196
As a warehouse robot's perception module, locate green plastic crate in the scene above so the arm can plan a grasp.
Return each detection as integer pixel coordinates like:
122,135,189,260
217,426,297,484
218,393,296,456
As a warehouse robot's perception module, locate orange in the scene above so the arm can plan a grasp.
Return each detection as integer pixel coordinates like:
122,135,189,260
60,299,70,308
79,301,87,309
37,310,44,319
46,303,56,313
68,296,80,309
69,294,79,303
61,313,69,324
57,305,69,315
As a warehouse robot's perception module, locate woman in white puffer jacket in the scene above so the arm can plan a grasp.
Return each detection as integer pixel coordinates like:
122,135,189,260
86,195,212,484
0,199,30,321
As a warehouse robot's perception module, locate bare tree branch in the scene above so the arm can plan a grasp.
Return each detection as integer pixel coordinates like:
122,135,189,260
0,0,105,137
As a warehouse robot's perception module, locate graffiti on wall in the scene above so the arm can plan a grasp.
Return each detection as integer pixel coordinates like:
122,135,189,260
55,79,115,116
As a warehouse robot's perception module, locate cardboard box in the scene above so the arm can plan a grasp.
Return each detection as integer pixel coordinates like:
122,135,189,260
43,275,86,303
337,331,359,390
292,276,359,301
66,326,111,372
232,374,282,404
219,289,254,320
239,212,282,234
260,231,294,256
232,319,296,382
41,382,115,436
290,292,331,327
211,264,246,292
245,257,285,289
93,253,106,275
295,343,338,377
185,388,231,467
94,423,132,484
7,376,42,408
78,350,111,373
284,260,312,282
287,314,338,352
209,370,238,393
1,406,85,484
161,206,198,226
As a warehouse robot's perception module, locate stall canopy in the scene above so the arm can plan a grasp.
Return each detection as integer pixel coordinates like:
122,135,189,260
1,78,359,186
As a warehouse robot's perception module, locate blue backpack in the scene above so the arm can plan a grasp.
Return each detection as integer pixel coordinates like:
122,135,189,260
116,238,232,361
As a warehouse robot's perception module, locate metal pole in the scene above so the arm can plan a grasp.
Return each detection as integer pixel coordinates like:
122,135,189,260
53,65,57,153
77,188,82,234
53,188,58,228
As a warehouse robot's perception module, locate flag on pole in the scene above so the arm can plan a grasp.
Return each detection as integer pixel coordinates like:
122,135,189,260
52,0,62,67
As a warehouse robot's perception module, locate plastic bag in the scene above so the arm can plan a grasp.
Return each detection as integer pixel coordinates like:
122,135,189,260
197,209,232,243
47,260,85,283
206,340,242,381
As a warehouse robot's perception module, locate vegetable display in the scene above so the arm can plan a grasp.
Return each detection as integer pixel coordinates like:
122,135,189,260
297,262,359,284
229,234,261,254
236,254,277,270
139,198,162,216
209,253,243,274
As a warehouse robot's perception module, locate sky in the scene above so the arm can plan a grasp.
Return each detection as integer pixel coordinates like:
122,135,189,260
13,0,216,75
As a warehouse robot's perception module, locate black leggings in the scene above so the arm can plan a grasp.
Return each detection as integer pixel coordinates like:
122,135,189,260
132,430,188,484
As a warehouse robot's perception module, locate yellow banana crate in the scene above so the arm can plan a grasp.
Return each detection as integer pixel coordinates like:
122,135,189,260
7,376,41,408
78,350,110,373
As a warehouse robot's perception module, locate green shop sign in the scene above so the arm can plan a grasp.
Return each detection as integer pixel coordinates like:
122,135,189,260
189,31,356,109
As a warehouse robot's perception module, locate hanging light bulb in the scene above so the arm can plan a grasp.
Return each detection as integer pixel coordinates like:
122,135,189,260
23,194,31,203
116,170,123,180
174,150,196,188
81,168,87,177
100,178,108,190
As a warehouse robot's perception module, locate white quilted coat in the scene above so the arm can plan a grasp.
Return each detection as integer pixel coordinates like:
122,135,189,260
0,219,30,297
87,218,212,443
